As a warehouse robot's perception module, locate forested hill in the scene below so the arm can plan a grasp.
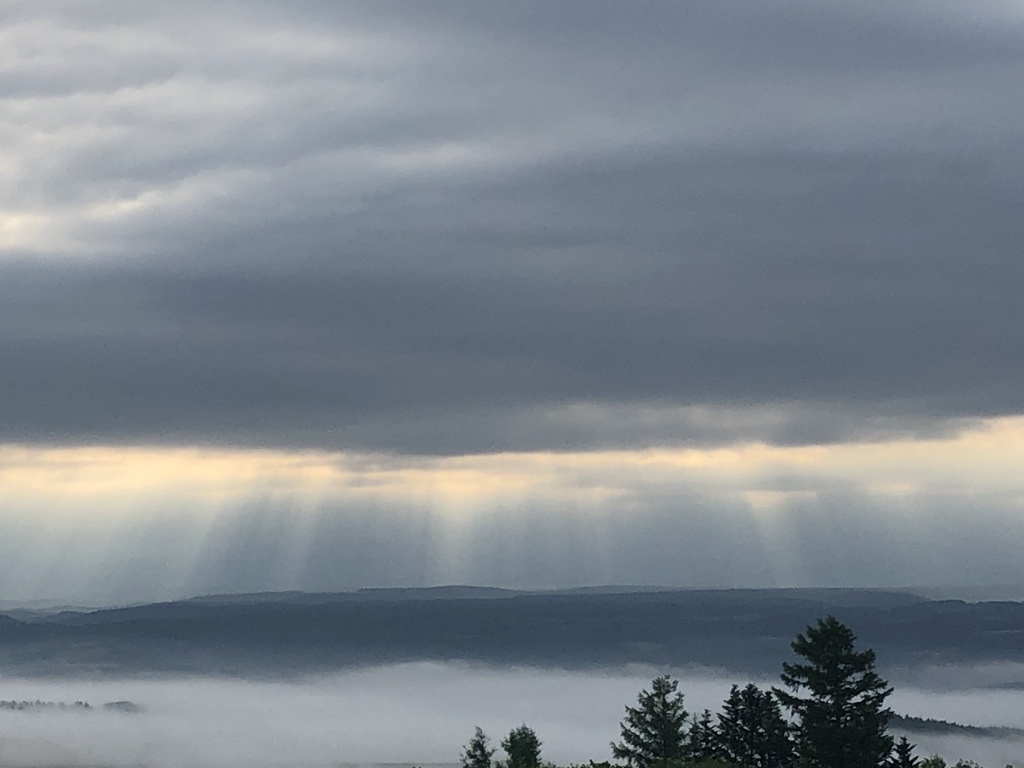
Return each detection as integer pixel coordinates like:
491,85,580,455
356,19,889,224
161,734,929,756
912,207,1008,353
0,587,1021,678
891,714,1024,740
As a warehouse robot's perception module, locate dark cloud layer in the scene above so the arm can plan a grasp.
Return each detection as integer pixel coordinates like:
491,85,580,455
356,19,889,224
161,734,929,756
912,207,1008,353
2,1,1022,453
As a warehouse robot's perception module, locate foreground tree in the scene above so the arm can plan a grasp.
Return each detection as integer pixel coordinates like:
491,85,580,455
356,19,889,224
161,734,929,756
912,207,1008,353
687,709,720,762
774,615,893,768
717,684,793,768
502,724,543,768
885,736,919,768
462,726,496,768
612,675,690,768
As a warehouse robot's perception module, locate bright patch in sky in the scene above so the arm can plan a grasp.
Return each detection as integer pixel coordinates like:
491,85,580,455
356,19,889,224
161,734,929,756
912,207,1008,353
1,2,1021,601
1,417,1022,603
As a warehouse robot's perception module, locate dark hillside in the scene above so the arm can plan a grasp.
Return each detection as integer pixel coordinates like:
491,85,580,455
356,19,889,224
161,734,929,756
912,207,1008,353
0,588,1019,679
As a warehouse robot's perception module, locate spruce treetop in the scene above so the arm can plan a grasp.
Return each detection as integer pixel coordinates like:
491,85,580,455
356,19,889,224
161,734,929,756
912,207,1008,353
611,675,690,768
775,615,894,768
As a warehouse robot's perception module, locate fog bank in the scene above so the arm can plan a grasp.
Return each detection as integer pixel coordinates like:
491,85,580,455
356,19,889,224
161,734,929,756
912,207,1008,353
0,664,1021,767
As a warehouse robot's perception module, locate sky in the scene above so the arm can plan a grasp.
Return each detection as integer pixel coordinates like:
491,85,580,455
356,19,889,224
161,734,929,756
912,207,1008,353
1,1,1023,604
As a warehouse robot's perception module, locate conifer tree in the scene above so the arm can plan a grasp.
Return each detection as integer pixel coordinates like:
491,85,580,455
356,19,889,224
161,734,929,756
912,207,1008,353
774,615,893,768
717,683,793,768
885,736,919,768
462,726,496,768
502,724,542,768
687,709,720,762
612,675,690,768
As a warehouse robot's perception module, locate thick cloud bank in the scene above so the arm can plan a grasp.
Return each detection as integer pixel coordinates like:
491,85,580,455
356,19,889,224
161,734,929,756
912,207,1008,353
2,1,1022,454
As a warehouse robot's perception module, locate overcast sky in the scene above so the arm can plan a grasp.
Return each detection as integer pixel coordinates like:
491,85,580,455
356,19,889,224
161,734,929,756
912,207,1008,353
1,1,1022,603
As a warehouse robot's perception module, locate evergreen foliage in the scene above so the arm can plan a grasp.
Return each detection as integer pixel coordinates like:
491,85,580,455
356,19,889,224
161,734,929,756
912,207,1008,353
455,616,1005,768
462,726,496,768
611,675,690,768
502,724,543,768
687,709,720,762
716,683,793,768
774,615,894,768
885,736,919,768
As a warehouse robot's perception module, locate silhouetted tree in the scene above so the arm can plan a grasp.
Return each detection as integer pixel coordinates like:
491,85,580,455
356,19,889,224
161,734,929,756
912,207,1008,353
774,616,893,768
885,736,919,768
502,724,542,768
687,709,720,762
717,683,793,768
612,675,690,768
462,726,496,768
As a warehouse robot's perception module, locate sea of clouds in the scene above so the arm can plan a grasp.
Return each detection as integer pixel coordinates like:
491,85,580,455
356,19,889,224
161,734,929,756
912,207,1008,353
0,664,1021,767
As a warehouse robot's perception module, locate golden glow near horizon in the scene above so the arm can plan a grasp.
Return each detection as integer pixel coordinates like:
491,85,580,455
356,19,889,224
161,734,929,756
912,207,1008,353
1,417,1022,603
2,415,1023,522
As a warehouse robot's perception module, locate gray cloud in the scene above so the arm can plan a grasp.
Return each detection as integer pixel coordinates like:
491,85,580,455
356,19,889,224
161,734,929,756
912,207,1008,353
1,1,1022,453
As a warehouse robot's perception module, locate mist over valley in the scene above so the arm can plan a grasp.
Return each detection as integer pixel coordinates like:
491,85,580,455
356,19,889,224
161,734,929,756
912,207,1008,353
0,589,1023,766
1,659,1023,767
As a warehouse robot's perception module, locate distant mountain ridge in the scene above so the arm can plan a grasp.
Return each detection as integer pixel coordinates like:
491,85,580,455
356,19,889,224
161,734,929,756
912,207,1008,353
891,714,1024,740
0,587,1019,680
185,585,522,604
178,585,927,606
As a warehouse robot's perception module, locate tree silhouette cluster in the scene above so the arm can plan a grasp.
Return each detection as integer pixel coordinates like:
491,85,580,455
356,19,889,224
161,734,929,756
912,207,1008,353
462,724,546,768
612,676,793,768
460,616,1013,768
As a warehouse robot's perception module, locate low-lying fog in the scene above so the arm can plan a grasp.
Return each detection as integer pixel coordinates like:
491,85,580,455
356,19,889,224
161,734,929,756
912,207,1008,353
0,664,1021,767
